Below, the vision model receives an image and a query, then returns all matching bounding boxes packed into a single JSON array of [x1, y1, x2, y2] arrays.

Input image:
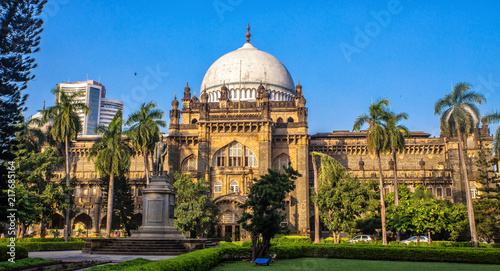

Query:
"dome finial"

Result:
[[246, 23, 251, 43]]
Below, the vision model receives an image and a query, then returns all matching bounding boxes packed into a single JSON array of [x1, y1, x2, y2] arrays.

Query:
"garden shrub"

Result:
[[0, 257, 55, 269], [125, 247, 223, 271], [270, 244, 500, 264], [272, 235, 312, 244], [18, 241, 85, 251], [0, 244, 29, 261]]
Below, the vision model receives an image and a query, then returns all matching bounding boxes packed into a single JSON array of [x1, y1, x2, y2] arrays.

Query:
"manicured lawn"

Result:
[[212, 258, 500, 271]]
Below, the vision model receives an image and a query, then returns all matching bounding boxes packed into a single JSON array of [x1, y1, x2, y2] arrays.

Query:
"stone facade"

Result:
[[46, 83, 494, 239], [44, 36, 495, 239]]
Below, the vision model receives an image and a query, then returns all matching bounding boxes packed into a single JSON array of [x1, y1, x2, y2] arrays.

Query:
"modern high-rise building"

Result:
[[57, 80, 123, 136], [99, 98, 125, 128]]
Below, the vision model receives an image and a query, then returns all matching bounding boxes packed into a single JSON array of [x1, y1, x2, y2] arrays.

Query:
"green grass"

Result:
[[88, 258, 153, 270], [0, 257, 55, 270], [212, 258, 500, 271]]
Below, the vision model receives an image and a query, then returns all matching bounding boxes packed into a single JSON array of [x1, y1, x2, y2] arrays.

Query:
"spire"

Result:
[[183, 81, 191, 100], [246, 23, 251, 43]]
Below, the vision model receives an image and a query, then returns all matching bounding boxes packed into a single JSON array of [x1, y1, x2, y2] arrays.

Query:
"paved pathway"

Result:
[[29, 250, 177, 262]]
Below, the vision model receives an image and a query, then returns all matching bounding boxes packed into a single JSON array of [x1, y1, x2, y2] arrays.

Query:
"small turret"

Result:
[[171, 93, 179, 110]]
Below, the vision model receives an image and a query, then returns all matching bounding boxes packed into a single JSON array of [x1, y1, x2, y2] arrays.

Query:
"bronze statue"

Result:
[[153, 141, 168, 176]]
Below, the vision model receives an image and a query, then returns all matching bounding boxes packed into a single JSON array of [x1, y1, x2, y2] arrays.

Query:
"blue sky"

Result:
[[26, 0, 500, 136]]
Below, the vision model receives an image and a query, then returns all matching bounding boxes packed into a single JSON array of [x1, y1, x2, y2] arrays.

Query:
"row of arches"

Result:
[[206, 88, 293, 102], [181, 146, 292, 172]]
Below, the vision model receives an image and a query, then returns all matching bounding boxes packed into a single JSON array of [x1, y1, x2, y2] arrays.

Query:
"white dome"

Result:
[[200, 42, 295, 102]]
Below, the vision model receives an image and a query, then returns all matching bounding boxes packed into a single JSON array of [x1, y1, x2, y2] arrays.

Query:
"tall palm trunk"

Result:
[[144, 151, 150, 184], [455, 124, 478, 247], [312, 155, 320, 244], [64, 137, 70, 242], [377, 151, 387, 245], [392, 150, 400, 241], [106, 174, 115, 238]]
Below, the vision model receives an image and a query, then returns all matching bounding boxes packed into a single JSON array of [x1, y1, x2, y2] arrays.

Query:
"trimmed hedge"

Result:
[[270, 244, 500, 264], [18, 241, 85, 251], [124, 247, 223, 271], [0, 237, 86, 243], [110, 243, 500, 271], [0, 244, 29, 262], [273, 235, 312, 244]]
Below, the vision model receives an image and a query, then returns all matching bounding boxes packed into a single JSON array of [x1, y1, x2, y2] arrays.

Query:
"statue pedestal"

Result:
[[130, 176, 184, 239]]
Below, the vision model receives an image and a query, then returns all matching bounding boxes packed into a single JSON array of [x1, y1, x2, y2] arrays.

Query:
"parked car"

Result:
[[400, 236, 429, 244], [347, 235, 374, 243]]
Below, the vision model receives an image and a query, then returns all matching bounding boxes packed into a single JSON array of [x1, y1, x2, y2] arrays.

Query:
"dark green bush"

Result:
[[0, 244, 29, 261], [124, 247, 223, 271], [18, 241, 85, 251], [221, 246, 252, 260], [0, 257, 55, 269]]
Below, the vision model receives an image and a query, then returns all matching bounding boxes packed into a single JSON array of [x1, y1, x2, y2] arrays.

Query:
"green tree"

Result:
[[13, 145, 66, 238], [238, 165, 300, 262], [386, 111, 410, 241], [37, 87, 90, 241], [387, 185, 467, 245], [0, 0, 46, 221], [474, 136, 500, 243], [353, 97, 391, 245], [89, 110, 131, 238], [100, 175, 138, 236], [434, 82, 485, 247], [173, 173, 219, 238], [126, 101, 166, 184], [483, 111, 500, 156], [311, 152, 373, 243]]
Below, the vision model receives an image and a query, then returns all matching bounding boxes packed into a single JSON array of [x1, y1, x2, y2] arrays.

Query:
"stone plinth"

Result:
[[130, 176, 184, 239]]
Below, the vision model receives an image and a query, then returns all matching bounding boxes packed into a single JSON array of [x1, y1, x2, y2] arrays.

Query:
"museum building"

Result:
[[50, 27, 493, 240]]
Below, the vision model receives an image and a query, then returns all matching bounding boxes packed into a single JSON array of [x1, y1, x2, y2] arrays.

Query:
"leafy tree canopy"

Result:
[[174, 172, 219, 238], [238, 165, 300, 261]]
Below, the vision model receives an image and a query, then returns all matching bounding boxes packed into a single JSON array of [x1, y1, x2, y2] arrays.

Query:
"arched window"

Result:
[[228, 142, 242, 167], [213, 148, 226, 167], [273, 154, 291, 172], [230, 180, 239, 193], [182, 156, 197, 171], [245, 147, 258, 167], [436, 185, 443, 197], [445, 185, 452, 197], [214, 180, 222, 193], [470, 184, 479, 199], [213, 142, 257, 168], [287, 117, 294, 123], [277, 117, 283, 123], [191, 119, 198, 124], [222, 210, 237, 223]]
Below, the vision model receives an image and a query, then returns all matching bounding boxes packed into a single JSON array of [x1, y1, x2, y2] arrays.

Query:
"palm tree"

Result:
[[353, 98, 391, 245], [89, 110, 131, 238], [434, 82, 485, 247], [125, 102, 166, 184], [386, 111, 410, 241], [38, 88, 90, 241], [483, 111, 500, 157]]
